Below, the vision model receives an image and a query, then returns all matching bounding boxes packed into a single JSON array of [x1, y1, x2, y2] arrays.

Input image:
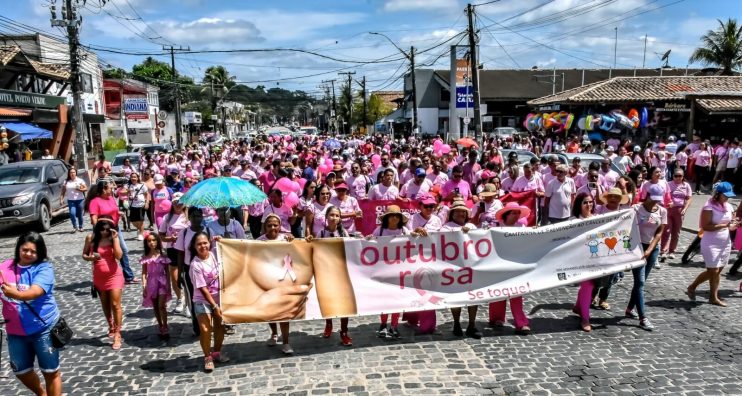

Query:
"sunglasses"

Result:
[[422, 204, 436, 209], [320, 192, 331, 196], [582, 201, 594, 205], [674, 174, 683, 178]]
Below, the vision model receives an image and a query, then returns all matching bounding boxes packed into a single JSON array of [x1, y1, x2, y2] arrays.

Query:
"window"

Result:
[[440, 89, 450, 102]]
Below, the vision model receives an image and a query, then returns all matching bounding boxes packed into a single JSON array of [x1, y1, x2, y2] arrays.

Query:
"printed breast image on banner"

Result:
[[217, 210, 644, 324]]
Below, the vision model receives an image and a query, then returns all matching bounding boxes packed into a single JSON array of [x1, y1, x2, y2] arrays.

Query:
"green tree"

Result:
[[689, 18, 742, 75], [201, 65, 236, 111], [102, 67, 127, 79], [124, 57, 194, 111]]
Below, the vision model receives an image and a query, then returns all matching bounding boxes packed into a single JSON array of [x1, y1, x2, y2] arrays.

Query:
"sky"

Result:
[[3, 0, 741, 97]]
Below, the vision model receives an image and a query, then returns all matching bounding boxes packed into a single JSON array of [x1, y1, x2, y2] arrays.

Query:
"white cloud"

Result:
[[151, 18, 264, 47], [382, 0, 459, 12], [537, 57, 556, 67]]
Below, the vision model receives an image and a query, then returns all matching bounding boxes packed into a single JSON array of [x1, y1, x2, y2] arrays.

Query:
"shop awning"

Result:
[[0, 107, 32, 117], [1, 122, 53, 141]]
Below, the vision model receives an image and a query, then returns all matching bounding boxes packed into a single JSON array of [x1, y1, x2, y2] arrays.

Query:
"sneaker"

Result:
[[639, 318, 655, 331], [667, 253, 676, 260], [654, 262, 661, 269], [71, 229, 78, 234], [625, 309, 638, 319], [267, 334, 278, 346], [183, 305, 191, 319], [390, 327, 401, 339], [659, 253, 667, 262], [204, 356, 214, 373], [322, 323, 332, 338], [224, 325, 236, 335], [340, 331, 353, 346], [137, 233, 144, 241], [211, 351, 230, 363], [173, 298, 184, 313], [376, 324, 388, 338], [465, 327, 481, 339], [281, 344, 294, 355], [78, 227, 84, 232]]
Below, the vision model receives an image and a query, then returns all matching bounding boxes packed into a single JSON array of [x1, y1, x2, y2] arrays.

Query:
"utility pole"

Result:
[[642, 34, 648, 68], [322, 79, 337, 133], [369, 32, 417, 136], [466, 4, 482, 143], [613, 27, 618, 70], [338, 71, 355, 134], [163, 45, 189, 149], [50, 0, 87, 170], [361, 76, 367, 133]]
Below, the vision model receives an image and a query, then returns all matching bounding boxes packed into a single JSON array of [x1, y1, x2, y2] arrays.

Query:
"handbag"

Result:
[[88, 247, 99, 299], [14, 262, 73, 348], [23, 303, 73, 349]]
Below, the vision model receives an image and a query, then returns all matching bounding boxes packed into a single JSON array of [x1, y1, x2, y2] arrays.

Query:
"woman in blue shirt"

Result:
[[0, 232, 62, 395]]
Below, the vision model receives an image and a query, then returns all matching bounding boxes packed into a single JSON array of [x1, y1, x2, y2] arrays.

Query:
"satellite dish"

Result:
[[659, 50, 671, 68]]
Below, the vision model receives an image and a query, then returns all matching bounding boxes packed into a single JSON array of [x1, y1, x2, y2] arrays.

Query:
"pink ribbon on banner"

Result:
[[413, 267, 444, 305], [279, 254, 297, 282]]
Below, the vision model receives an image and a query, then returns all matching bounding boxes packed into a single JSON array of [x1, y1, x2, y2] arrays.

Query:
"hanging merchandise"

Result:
[[577, 117, 587, 130], [639, 107, 649, 128], [598, 114, 615, 131], [627, 109, 640, 128]]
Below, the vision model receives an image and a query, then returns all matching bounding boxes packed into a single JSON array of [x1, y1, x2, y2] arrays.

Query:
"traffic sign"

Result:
[[157, 120, 166, 128], [463, 117, 471, 124], [157, 110, 168, 120]]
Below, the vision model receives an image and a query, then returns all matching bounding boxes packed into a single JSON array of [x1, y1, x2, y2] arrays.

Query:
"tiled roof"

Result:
[[0, 45, 21, 66], [696, 98, 742, 113], [29, 59, 70, 80], [528, 76, 742, 105]]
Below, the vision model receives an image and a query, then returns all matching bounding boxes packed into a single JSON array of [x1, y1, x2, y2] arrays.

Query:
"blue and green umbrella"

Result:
[[179, 177, 266, 208]]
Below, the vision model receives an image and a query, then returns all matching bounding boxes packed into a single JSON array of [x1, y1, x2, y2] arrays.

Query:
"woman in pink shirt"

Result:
[[305, 184, 333, 237], [692, 142, 712, 193], [660, 170, 692, 261]]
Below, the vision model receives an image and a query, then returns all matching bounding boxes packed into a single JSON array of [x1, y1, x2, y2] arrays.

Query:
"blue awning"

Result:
[[1, 122, 53, 141]]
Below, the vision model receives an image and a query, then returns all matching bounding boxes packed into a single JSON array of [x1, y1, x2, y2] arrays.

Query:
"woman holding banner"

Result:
[[440, 200, 482, 339], [571, 193, 597, 332], [406, 193, 443, 335], [257, 214, 296, 354], [308, 206, 354, 346], [488, 202, 531, 336], [371, 205, 412, 339], [626, 184, 667, 331], [188, 231, 228, 373]]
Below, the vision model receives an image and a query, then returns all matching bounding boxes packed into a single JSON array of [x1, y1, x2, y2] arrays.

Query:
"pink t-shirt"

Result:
[[329, 196, 361, 232], [189, 252, 220, 304], [400, 179, 432, 199], [368, 184, 400, 200], [440, 180, 472, 201], [311, 202, 332, 236], [668, 181, 692, 208], [89, 196, 120, 226], [158, 213, 188, 249], [692, 150, 711, 167], [511, 175, 544, 193], [409, 213, 442, 232], [372, 226, 410, 237], [262, 203, 294, 232]]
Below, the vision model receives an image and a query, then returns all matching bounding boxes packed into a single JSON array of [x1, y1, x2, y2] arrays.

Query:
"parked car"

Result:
[[490, 127, 524, 140], [0, 160, 87, 231], [111, 153, 140, 176], [499, 149, 538, 167], [132, 143, 173, 154], [543, 152, 625, 176]]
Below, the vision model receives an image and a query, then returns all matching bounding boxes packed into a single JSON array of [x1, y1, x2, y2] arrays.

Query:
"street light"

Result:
[[369, 32, 418, 136]]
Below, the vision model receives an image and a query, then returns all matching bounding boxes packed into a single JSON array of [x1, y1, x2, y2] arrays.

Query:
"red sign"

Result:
[[353, 191, 537, 236]]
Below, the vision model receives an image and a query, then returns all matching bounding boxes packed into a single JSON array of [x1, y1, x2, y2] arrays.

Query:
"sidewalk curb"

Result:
[[681, 226, 698, 234]]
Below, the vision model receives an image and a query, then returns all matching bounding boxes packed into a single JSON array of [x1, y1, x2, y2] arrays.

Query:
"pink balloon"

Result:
[[284, 135, 292, 141], [325, 158, 333, 168], [433, 139, 443, 150], [291, 181, 301, 193], [433, 149, 442, 157], [318, 164, 330, 173], [274, 177, 294, 194], [297, 178, 307, 190], [440, 144, 451, 154], [283, 191, 299, 208], [157, 199, 172, 213]]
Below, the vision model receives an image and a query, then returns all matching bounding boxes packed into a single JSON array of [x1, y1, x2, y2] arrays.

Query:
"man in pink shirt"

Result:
[[462, 151, 481, 187], [345, 162, 372, 200], [258, 159, 281, 193], [511, 163, 544, 197], [599, 159, 620, 189], [441, 165, 474, 203], [425, 160, 449, 186]]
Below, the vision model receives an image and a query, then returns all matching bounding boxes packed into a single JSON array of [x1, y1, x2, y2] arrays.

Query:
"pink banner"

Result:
[[354, 191, 537, 235]]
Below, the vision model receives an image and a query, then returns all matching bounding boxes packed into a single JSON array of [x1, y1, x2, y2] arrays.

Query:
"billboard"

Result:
[[124, 98, 148, 114]]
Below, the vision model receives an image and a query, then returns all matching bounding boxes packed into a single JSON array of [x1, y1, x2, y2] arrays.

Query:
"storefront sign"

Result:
[[456, 86, 474, 109], [124, 98, 149, 114], [538, 104, 561, 111], [0, 89, 65, 109], [656, 102, 690, 112]]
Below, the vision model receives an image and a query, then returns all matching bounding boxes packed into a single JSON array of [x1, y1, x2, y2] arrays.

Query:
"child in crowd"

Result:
[[140, 232, 172, 340]]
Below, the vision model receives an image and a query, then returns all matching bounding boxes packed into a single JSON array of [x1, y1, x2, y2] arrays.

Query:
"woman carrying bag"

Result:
[[0, 232, 63, 395]]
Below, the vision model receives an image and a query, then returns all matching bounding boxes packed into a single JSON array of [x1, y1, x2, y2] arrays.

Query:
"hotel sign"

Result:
[[656, 102, 690, 112], [0, 89, 66, 109]]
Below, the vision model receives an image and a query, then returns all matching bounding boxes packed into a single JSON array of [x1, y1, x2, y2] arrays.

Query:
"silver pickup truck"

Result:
[[0, 159, 89, 231]]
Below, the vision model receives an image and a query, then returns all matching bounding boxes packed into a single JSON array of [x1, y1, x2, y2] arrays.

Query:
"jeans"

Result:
[[7, 327, 59, 375], [67, 199, 84, 229], [116, 225, 134, 281], [627, 243, 658, 319]]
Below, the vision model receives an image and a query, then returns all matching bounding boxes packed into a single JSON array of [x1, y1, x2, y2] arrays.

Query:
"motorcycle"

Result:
[[681, 230, 703, 264]]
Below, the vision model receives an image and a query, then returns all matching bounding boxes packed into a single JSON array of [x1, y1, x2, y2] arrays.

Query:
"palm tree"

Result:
[[689, 18, 742, 75], [200, 66, 236, 111]]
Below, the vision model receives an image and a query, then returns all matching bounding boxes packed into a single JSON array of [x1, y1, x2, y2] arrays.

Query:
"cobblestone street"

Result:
[[1, 220, 741, 395]]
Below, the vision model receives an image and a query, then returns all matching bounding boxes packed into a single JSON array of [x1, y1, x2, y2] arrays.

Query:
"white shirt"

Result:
[[727, 146, 742, 169], [64, 177, 86, 201], [545, 178, 576, 220]]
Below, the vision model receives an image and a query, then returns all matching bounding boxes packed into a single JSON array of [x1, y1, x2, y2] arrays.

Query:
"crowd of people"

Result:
[[1, 129, 741, 390]]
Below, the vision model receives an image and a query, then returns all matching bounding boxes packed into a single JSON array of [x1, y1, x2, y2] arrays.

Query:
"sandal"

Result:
[[685, 287, 696, 301], [598, 301, 610, 310], [211, 351, 230, 363], [204, 356, 214, 373], [112, 333, 122, 350], [580, 322, 592, 332]]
